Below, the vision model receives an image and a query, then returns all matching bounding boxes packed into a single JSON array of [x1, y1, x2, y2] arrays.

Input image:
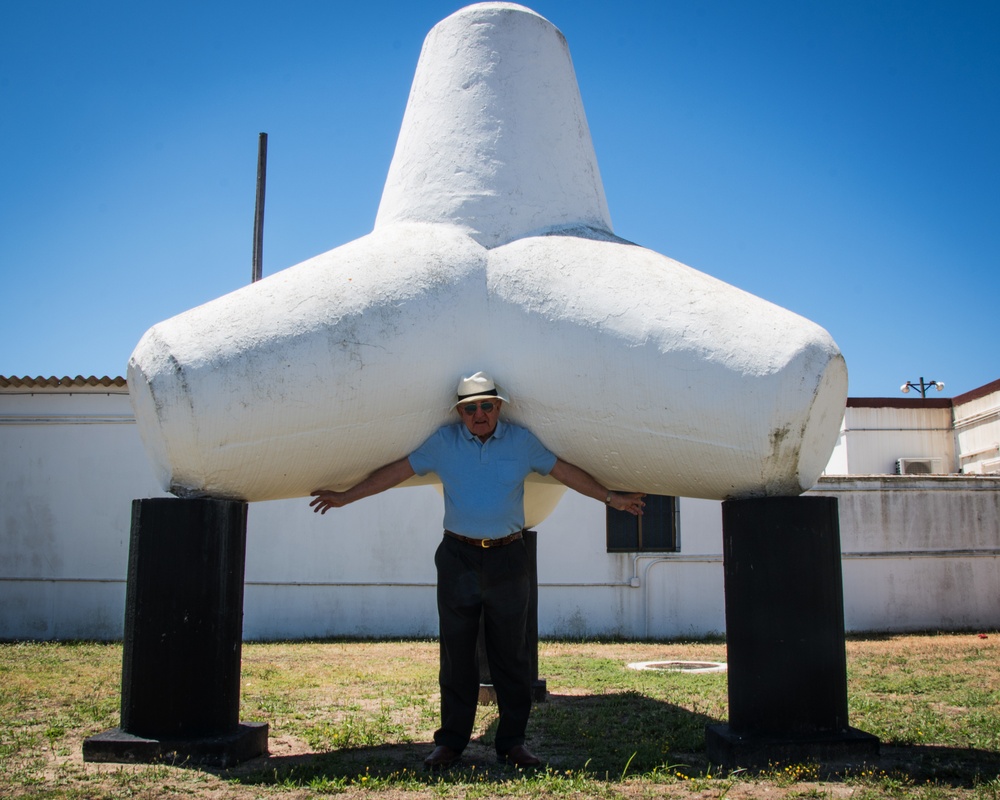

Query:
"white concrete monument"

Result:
[[128, 2, 847, 521]]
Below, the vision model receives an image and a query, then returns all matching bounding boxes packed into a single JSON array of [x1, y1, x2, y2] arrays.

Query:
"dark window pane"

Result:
[[606, 494, 678, 552]]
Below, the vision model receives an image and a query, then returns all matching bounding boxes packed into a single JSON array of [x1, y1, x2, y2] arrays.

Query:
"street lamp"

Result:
[[900, 377, 945, 398]]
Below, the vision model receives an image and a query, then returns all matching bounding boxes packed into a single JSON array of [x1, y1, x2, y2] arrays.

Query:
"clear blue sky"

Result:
[[2, 0, 997, 398]]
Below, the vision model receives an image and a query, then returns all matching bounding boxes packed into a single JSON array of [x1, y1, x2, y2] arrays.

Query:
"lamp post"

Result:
[[900, 377, 945, 398]]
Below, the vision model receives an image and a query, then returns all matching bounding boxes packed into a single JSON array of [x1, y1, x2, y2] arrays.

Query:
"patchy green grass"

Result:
[[0, 634, 998, 799], [846, 633, 1000, 754]]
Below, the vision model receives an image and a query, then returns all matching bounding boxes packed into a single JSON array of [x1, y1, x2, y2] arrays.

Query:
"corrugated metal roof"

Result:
[[0, 375, 128, 392]]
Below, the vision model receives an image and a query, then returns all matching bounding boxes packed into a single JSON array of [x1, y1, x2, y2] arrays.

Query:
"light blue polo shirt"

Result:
[[408, 420, 557, 537]]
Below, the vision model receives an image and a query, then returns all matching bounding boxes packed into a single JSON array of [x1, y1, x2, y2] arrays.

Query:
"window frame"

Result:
[[606, 494, 680, 553]]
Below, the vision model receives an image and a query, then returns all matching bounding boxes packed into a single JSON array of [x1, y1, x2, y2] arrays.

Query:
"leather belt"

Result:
[[444, 530, 523, 548]]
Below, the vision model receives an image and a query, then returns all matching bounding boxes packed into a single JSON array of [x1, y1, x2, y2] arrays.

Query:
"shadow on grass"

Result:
[[869, 743, 1000, 788], [218, 692, 1000, 791], [228, 691, 717, 788]]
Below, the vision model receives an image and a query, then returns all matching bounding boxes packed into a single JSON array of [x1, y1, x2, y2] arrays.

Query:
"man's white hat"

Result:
[[450, 371, 510, 409]]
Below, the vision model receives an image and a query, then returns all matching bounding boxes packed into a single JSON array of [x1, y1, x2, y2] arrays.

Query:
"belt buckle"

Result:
[[481, 537, 491, 548]]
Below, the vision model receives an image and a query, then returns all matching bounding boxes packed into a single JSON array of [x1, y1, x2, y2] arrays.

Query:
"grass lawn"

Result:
[[1, 633, 998, 798]]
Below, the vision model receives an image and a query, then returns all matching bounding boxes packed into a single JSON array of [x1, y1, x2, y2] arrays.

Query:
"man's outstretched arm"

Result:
[[549, 458, 645, 516], [309, 456, 416, 514]]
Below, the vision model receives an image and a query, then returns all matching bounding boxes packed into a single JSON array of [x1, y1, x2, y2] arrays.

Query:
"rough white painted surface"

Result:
[[375, 3, 611, 248], [128, 2, 847, 508]]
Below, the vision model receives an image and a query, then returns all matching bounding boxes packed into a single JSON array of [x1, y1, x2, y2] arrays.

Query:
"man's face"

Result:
[[457, 398, 502, 441]]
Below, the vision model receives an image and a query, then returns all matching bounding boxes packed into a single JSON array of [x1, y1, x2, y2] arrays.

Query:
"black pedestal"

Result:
[[477, 530, 547, 704], [705, 496, 878, 767], [83, 498, 268, 767]]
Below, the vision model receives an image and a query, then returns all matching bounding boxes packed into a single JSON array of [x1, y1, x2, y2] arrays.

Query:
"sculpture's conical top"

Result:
[[375, 2, 612, 248]]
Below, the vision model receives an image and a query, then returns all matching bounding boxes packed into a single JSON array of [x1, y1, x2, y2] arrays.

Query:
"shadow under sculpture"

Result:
[[83, 498, 268, 767], [705, 496, 879, 767]]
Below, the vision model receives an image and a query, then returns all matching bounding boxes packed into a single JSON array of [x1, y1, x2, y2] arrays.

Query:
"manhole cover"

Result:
[[627, 660, 727, 673]]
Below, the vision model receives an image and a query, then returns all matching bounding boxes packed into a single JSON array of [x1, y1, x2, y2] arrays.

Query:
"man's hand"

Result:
[[607, 491, 646, 516], [309, 490, 351, 514]]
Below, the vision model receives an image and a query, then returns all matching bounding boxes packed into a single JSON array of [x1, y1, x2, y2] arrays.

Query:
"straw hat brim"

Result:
[[449, 390, 509, 410]]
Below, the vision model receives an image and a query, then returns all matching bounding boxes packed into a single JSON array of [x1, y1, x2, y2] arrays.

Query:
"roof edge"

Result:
[[0, 375, 128, 393], [846, 396, 953, 409], [953, 377, 1000, 405]]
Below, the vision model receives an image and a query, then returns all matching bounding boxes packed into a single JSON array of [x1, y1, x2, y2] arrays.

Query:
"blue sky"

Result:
[[2, 0, 997, 398]]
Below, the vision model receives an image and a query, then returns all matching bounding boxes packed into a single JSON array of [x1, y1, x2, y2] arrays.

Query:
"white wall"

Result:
[[808, 476, 1000, 631], [0, 388, 167, 639], [243, 484, 728, 640], [2, 385, 998, 641], [828, 402, 956, 475], [954, 381, 1000, 474]]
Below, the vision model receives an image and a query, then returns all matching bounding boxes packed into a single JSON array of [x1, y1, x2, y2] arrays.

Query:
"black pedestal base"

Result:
[[705, 723, 879, 768], [83, 722, 269, 768]]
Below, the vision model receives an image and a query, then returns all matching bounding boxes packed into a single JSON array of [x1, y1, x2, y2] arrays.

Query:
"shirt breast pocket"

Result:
[[496, 459, 523, 485]]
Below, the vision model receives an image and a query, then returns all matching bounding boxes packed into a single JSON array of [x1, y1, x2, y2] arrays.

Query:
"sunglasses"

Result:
[[460, 401, 496, 415]]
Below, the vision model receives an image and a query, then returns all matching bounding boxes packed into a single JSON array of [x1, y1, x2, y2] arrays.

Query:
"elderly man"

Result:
[[310, 371, 645, 769]]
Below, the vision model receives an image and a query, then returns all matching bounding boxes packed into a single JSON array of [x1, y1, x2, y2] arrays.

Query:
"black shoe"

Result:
[[499, 744, 541, 768], [424, 745, 461, 770]]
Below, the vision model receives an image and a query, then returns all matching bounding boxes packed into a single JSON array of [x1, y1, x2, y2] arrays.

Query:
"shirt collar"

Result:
[[458, 418, 508, 442]]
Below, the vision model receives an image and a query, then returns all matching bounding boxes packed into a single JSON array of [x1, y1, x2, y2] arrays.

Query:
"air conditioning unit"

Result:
[[896, 457, 943, 475]]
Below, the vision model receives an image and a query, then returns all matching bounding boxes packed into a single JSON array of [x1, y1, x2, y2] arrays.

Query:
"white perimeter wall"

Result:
[[1, 389, 998, 640], [954, 383, 1000, 474], [808, 477, 1000, 631]]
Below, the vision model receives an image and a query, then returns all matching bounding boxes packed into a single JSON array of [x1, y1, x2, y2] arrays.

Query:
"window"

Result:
[[606, 494, 679, 552]]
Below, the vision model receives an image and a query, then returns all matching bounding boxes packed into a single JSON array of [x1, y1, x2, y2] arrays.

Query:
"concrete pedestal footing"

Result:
[[704, 725, 879, 768], [82, 723, 269, 768], [83, 498, 268, 767], [705, 496, 878, 767]]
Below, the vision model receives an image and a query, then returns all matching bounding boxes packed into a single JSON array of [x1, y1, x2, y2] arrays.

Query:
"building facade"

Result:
[[1, 376, 998, 641]]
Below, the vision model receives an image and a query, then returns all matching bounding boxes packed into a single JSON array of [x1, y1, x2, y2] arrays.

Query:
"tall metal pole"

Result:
[[251, 133, 268, 283]]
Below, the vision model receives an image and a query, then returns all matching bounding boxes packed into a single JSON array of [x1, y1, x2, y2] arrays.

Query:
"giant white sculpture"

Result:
[[128, 2, 847, 522]]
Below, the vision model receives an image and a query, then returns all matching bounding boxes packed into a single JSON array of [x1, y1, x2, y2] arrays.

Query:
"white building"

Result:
[[1, 375, 998, 641]]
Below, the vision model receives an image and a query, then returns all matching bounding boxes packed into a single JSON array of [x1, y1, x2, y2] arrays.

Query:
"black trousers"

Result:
[[433, 534, 532, 754]]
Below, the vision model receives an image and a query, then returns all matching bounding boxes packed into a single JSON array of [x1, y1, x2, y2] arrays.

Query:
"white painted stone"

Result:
[[375, 2, 611, 248], [128, 2, 847, 514]]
